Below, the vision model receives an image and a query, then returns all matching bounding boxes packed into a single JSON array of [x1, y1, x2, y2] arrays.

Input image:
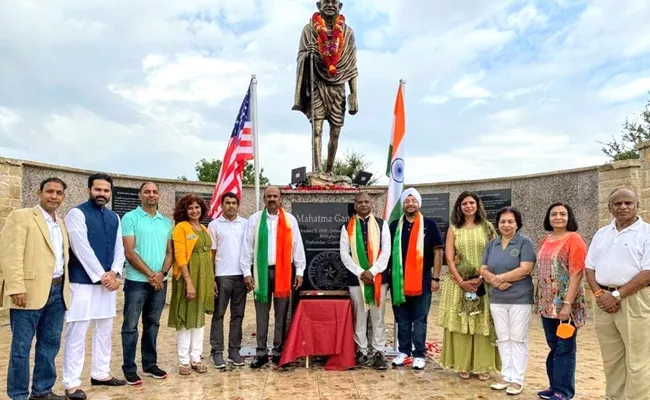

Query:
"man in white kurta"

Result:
[[339, 192, 391, 370], [62, 174, 126, 398]]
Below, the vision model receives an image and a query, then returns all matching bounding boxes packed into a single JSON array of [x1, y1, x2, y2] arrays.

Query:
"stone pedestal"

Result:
[[305, 172, 353, 188]]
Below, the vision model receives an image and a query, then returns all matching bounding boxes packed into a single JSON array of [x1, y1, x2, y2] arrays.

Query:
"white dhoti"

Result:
[[62, 283, 118, 389]]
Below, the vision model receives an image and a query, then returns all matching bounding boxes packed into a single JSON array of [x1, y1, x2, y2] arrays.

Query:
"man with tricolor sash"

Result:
[[390, 188, 443, 370], [240, 186, 306, 368], [339, 192, 391, 370]]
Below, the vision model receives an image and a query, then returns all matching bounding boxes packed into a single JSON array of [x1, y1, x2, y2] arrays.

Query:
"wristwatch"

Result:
[[432, 277, 440, 282], [611, 289, 622, 301]]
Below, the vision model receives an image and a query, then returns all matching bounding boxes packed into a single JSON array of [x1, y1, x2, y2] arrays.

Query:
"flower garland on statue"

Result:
[[312, 12, 346, 76]]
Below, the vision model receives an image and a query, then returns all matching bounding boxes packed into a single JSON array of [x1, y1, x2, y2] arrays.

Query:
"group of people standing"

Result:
[[1, 173, 649, 400], [340, 187, 650, 400]]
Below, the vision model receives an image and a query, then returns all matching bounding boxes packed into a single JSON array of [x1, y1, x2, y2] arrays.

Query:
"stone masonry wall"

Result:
[[597, 160, 641, 227]]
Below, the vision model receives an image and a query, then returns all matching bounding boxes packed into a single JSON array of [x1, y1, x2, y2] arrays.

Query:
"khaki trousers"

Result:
[[594, 287, 650, 400]]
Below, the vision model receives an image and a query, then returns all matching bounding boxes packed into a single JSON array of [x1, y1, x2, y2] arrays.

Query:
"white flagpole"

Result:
[[251, 74, 261, 212], [393, 78, 405, 353]]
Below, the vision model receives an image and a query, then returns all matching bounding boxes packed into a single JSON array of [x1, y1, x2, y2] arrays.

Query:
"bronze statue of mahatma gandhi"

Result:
[[292, 0, 358, 175]]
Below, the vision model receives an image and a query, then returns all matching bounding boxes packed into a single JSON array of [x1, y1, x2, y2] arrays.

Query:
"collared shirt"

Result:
[[339, 215, 391, 286], [241, 209, 307, 277], [208, 215, 248, 276], [482, 232, 536, 304], [121, 206, 173, 283], [389, 216, 444, 293], [38, 205, 64, 278], [586, 217, 650, 287]]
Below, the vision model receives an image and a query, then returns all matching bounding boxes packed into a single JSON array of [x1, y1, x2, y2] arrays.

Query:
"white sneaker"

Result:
[[412, 357, 426, 370], [391, 353, 408, 366]]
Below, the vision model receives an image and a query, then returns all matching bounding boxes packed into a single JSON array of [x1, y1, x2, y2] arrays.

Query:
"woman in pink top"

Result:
[[534, 202, 587, 400]]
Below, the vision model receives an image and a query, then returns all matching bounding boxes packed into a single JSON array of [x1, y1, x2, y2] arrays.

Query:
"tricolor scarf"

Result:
[[391, 212, 424, 305], [347, 215, 382, 306], [254, 208, 293, 303]]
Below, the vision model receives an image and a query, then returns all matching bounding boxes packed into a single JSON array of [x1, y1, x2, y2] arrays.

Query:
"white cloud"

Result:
[[598, 76, 650, 103], [450, 73, 493, 100], [2, 0, 650, 187], [505, 4, 547, 30]]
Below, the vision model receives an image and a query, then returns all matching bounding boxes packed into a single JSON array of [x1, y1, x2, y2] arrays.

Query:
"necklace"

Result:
[[312, 12, 345, 76]]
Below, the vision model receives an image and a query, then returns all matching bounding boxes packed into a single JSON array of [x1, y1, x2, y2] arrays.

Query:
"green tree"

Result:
[[328, 151, 380, 185], [194, 159, 270, 185], [600, 94, 650, 161]]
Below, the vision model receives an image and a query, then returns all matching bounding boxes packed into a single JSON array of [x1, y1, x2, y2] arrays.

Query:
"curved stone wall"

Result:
[[0, 157, 600, 244]]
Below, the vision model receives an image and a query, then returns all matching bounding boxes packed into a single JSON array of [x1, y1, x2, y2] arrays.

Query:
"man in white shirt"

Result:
[[62, 174, 126, 399], [339, 192, 391, 370], [208, 192, 248, 369], [585, 187, 650, 400], [241, 186, 306, 368], [0, 178, 70, 400]]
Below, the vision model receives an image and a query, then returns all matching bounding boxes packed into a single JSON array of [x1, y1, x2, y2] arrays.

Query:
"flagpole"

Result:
[[251, 74, 261, 212], [393, 78, 405, 354]]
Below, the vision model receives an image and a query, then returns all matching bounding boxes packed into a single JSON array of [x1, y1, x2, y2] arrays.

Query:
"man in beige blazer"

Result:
[[0, 177, 71, 400]]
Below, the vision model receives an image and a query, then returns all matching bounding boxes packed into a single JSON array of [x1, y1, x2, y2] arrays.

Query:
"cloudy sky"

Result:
[[1, 0, 649, 185]]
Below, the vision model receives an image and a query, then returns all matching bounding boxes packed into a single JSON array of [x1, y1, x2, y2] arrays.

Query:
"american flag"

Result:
[[208, 86, 254, 218]]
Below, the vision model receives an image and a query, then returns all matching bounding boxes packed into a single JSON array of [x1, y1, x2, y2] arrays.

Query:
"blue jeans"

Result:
[[392, 291, 432, 358], [542, 317, 577, 399], [121, 280, 167, 374], [7, 283, 65, 400]]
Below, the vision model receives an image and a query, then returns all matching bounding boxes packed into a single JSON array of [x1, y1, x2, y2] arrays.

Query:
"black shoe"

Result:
[[212, 353, 226, 369], [271, 355, 281, 366], [143, 365, 168, 379], [372, 351, 388, 370], [250, 356, 269, 369], [29, 392, 67, 400], [64, 389, 87, 400], [124, 372, 142, 385], [355, 350, 369, 366], [90, 377, 126, 386], [228, 352, 245, 367]]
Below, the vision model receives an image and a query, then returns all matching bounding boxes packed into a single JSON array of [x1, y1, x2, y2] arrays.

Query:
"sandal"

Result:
[[478, 373, 490, 381], [191, 361, 207, 373], [179, 364, 191, 375], [459, 371, 471, 380]]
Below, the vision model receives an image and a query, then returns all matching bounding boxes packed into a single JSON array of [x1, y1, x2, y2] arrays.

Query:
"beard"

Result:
[[90, 195, 108, 207]]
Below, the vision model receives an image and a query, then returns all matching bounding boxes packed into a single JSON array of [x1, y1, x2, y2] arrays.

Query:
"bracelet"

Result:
[[459, 280, 465, 286], [593, 288, 604, 297], [562, 300, 571, 305], [432, 277, 440, 282]]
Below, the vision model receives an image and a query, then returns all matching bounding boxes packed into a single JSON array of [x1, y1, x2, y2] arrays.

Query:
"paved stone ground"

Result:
[[0, 289, 606, 399]]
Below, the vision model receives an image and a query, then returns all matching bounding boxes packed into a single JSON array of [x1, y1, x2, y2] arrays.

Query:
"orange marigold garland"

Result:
[[312, 12, 345, 76]]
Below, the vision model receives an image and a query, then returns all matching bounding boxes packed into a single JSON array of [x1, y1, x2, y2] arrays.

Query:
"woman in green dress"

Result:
[[169, 194, 215, 375], [437, 191, 501, 380]]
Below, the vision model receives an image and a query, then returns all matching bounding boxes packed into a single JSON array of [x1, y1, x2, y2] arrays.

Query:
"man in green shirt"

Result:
[[120, 182, 173, 385]]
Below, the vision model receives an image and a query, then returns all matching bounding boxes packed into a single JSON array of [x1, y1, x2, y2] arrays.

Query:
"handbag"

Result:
[[556, 317, 576, 339]]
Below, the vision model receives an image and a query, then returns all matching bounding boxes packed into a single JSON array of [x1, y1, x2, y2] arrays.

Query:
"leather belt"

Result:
[[599, 283, 650, 291], [52, 276, 64, 286]]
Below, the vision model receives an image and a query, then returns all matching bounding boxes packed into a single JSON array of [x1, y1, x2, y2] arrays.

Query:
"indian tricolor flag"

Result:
[[383, 81, 406, 223]]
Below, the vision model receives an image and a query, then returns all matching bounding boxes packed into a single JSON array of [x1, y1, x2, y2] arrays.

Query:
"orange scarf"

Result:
[[391, 213, 424, 304], [254, 208, 293, 302]]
